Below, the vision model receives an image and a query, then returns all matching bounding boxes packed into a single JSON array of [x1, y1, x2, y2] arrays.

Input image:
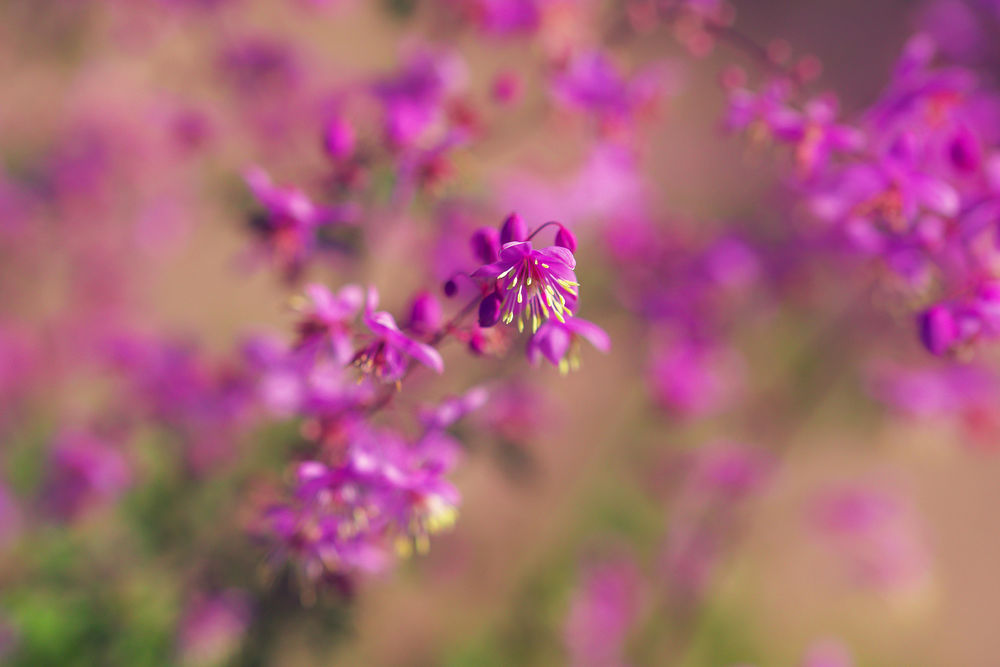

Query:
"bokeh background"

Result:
[[1, 0, 997, 665]]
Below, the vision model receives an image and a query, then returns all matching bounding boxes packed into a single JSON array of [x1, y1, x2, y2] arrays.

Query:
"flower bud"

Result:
[[323, 116, 355, 160], [554, 224, 577, 253], [407, 291, 442, 335], [492, 71, 522, 105], [919, 305, 958, 356], [478, 292, 503, 328], [500, 212, 527, 246], [471, 227, 500, 264]]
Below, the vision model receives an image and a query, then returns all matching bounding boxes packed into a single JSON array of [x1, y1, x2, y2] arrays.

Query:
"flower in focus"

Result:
[[526, 316, 610, 374], [473, 240, 579, 333]]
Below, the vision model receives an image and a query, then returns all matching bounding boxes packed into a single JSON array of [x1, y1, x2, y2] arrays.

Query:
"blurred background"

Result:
[[2, 0, 998, 665]]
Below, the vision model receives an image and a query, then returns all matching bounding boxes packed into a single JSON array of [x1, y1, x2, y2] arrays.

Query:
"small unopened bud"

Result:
[[919, 305, 958, 356], [478, 292, 503, 328], [468, 331, 488, 356], [492, 71, 522, 105], [554, 224, 577, 253], [443, 278, 459, 298], [500, 212, 527, 246], [323, 116, 355, 160], [471, 227, 500, 264], [407, 291, 442, 335]]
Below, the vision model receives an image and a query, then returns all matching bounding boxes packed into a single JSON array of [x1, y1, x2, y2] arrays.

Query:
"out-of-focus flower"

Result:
[[293, 283, 364, 365], [244, 167, 357, 278], [41, 430, 131, 521], [258, 407, 474, 579], [373, 47, 468, 149], [564, 556, 640, 667], [661, 442, 772, 600], [649, 339, 744, 419], [810, 484, 931, 594], [176, 590, 252, 667], [354, 287, 444, 382]]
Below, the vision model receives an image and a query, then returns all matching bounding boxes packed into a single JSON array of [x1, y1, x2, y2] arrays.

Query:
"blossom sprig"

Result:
[[252, 210, 607, 584]]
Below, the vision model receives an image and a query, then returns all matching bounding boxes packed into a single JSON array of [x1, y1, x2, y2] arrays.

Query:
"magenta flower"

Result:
[[526, 316, 610, 374], [354, 287, 444, 381], [294, 283, 364, 364], [649, 340, 744, 419], [244, 167, 356, 277], [563, 556, 640, 667], [472, 240, 579, 333], [42, 430, 131, 521], [259, 419, 465, 579], [810, 484, 930, 594], [176, 591, 251, 666]]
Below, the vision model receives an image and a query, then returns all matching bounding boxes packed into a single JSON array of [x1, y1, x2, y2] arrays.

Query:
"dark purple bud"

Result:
[[949, 127, 982, 173], [443, 278, 458, 298], [407, 291, 443, 335], [554, 224, 577, 253], [478, 292, 503, 328], [500, 212, 527, 246], [471, 227, 501, 264], [919, 305, 958, 356], [323, 116, 355, 160], [468, 332, 488, 356]]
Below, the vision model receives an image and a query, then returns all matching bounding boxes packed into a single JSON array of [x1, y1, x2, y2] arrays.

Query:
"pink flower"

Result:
[[354, 287, 444, 381], [473, 240, 579, 333], [294, 283, 364, 365], [564, 556, 640, 667]]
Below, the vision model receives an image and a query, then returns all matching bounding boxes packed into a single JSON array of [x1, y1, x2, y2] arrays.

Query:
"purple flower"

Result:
[[526, 316, 610, 373], [472, 240, 579, 333], [354, 287, 444, 381], [418, 386, 489, 431], [294, 283, 364, 364], [563, 556, 640, 667], [551, 50, 667, 123], [661, 442, 772, 601], [42, 430, 131, 521], [244, 167, 356, 277], [649, 340, 744, 419], [258, 422, 461, 578], [176, 591, 251, 666], [373, 47, 467, 148], [810, 484, 930, 594]]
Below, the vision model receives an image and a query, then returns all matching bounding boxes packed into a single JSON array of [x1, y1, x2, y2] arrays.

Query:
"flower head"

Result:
[[354, 287, 444, 382], [473, 240, 579, 333], [294, 283, 364, 364]]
